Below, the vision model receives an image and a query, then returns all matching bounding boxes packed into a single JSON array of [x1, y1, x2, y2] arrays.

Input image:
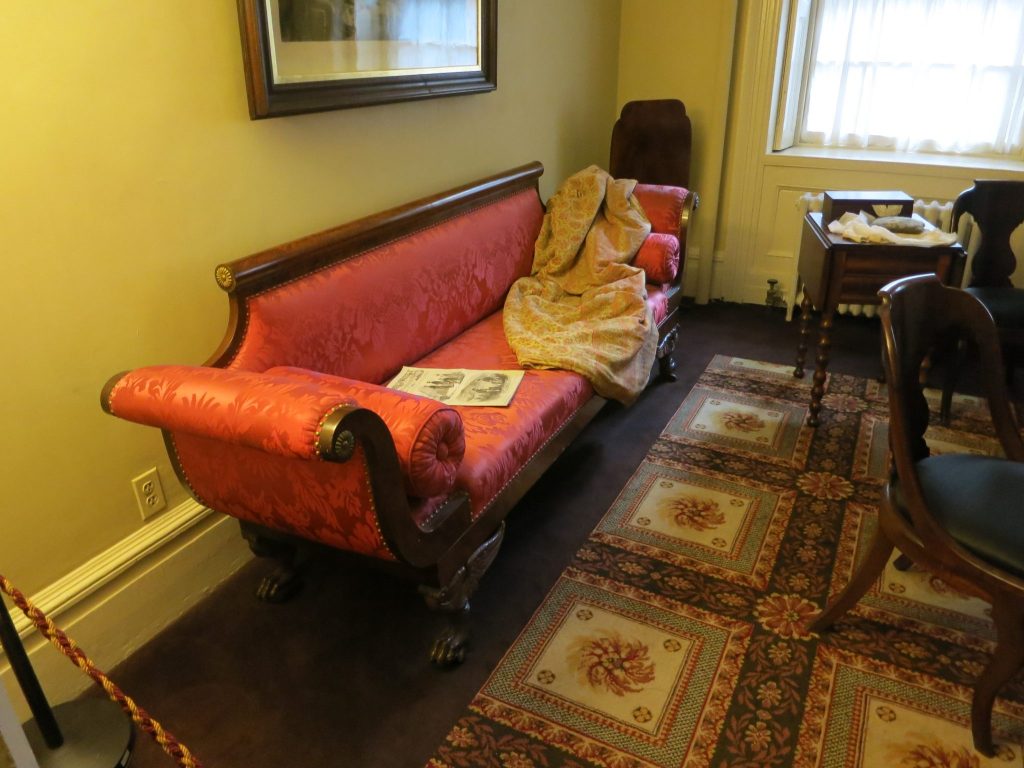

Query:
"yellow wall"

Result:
[[616, 0, 739, 299], [0, 1, 622, 595], [617, 0, 734, 202]]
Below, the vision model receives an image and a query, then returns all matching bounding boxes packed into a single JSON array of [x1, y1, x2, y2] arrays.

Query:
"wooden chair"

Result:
[[609, 98, 699, 245], [610, 99, 693, 189], [608, 99, 699, 381], [810, 273, 1024, 756], [940, 179, 1024, 423]]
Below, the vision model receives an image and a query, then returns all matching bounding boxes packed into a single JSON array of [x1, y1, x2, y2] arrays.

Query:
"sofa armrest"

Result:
[[103, 365, 464, 498], [264, 367, 465, 498], [104, 366, 352, 459], [103, 365, 473, 568]]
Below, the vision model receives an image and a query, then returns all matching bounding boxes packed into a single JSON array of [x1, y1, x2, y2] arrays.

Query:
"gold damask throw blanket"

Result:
[[503, 166, 658, 404]]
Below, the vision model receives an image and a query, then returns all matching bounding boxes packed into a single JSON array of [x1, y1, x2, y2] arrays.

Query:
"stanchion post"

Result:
[[0, 598, 62, 749]]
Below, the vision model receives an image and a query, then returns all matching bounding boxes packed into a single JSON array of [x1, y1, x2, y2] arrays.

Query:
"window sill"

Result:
[[765, 146, 1024, 178]]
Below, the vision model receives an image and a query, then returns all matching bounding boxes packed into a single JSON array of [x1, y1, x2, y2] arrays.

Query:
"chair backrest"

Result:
[[879, 274, 1024, 535], [609, 99, 692, 188], [953, 179, 1024, 287]]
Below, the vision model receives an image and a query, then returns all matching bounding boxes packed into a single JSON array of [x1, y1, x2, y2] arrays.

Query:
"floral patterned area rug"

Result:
[[427, 355, 1024, 768]]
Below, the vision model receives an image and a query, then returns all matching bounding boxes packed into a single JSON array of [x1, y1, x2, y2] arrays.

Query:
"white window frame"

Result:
[[772, 0, 1024, 160], [771, 0, 816, 152]]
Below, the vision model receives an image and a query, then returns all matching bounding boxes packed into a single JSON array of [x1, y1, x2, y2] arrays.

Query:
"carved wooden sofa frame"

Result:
[[101, 162, 694, 665]]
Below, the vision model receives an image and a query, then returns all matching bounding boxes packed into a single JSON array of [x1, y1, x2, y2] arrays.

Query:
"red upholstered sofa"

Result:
[[102, 162, 693, 664]]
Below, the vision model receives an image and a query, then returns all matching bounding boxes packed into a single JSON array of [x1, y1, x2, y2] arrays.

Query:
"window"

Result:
[[773, 0, 1024, 157]]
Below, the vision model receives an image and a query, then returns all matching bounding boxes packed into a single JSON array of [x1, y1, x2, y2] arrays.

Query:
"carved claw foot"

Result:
[[657, 327, 679, 382], [255, 566, 303, 603], [893, 553, 914, 572], [430, 622, 469, 668], [420, 523, 505, 667], [240, 522, 305, 603], [658, 354, 678, 382]]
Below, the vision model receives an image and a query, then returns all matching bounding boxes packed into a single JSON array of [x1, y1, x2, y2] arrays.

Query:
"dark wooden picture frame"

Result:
[[237, 0, 497, 119]]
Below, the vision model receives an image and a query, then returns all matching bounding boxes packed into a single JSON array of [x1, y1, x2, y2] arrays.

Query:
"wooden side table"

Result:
[[793, 212, 966, 426]]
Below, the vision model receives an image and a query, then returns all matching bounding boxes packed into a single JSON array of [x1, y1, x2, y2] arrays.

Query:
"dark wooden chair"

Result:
[[609, 99, 699, 381], [810, 273, 1024, 757], [610, 99, 693, 189], [609, 98, 699, 241], [940, 179, 1024, 423]]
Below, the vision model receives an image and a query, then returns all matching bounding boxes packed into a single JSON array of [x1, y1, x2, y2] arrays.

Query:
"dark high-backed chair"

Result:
[[810, 273, 1024, 756], [940, 179, 1024, 422], [609, 99, 699, 381], [610, 99, 693, 189]]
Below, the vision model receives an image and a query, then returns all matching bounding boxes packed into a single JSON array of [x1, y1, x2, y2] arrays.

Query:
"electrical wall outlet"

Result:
[[131, 467, 167, 521]]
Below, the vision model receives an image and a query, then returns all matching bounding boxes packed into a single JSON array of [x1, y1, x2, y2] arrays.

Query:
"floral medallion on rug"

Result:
[[427, 356, 1024, 768]]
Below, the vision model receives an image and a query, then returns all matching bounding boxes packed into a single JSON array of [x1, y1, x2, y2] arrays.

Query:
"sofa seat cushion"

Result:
[[409, 311, 594, 519]]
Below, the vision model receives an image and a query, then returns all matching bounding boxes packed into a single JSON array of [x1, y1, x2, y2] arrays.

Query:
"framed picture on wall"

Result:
[[237, 0, 497, 119]]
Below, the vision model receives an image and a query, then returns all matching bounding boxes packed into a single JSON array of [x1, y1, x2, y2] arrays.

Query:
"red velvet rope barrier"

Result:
[[0, 574, 204, 768]]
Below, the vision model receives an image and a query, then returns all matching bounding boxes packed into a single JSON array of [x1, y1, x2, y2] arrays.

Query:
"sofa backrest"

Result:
[[211, 164, 545, 384]]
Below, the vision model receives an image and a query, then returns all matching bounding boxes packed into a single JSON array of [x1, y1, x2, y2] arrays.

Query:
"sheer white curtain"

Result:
[[383, 0, 477, 45], [800, 0, 1024, 155], [373, 0, 478, 68]]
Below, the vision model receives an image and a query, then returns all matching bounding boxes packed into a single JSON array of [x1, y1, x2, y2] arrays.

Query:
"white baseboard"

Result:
[[1, 501, 252, 721]]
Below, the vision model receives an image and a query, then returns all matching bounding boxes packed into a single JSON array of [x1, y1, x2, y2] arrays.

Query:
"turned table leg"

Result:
[[794, 289, 813, 379], [808, 309, 834, 427]]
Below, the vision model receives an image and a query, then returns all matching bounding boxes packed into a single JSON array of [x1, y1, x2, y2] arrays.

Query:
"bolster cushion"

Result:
[[266, 367, 465, 498], [634, 184, 689, 235], [633, 233, 680, 284], [106, 365, 358, 460]]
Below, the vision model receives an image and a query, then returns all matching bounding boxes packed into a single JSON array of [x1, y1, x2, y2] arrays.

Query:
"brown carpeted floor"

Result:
[[106, 303, 885, 768]]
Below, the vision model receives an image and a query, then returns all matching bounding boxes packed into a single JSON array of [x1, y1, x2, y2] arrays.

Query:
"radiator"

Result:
[[790, 192, 978, 319]]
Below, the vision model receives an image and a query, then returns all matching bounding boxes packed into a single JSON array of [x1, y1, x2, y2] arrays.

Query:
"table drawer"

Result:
[[836, 273, 895, 304], [841, 251, 954, 276]]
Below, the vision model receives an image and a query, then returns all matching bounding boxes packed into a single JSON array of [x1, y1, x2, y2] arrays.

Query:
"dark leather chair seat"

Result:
[[964, 287, 1024, 329], [916, 453, 1024, 577]]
